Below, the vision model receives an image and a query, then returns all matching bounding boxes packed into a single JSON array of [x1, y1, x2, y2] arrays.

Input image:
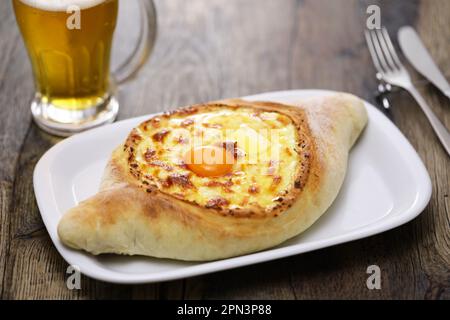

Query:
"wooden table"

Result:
[[0, 0, 449, 300]]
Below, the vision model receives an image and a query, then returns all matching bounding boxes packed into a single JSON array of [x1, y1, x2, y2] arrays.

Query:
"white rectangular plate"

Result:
[[34, 90, 432, 284]]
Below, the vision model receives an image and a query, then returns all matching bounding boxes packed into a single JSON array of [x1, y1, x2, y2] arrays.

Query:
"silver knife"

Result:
[[398, 26, 450, 99]]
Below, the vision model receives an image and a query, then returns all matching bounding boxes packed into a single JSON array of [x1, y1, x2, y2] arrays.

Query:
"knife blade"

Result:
[[398, 26, 450, 99]]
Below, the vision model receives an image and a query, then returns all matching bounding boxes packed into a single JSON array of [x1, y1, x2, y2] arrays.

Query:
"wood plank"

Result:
[[0, 180, 12, 298], [0, 0, 36, 298], [404, 0, 450, 299]]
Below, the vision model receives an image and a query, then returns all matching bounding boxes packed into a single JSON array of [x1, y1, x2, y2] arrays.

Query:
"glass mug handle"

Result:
[[113, 0, 157, 85]]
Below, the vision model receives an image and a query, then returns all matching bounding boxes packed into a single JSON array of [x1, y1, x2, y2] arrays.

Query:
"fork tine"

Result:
[[380, 27, 404, 69], [369, 30, 390, 73], [376, 29, 399, 71], [365, 30, 383, 74]]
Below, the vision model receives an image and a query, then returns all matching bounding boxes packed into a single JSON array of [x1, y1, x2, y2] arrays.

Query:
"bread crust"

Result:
[[58, 93, 368, 261]]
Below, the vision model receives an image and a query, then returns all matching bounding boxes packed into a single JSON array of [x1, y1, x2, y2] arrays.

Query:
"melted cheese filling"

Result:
[[134, 107, 300, 211]]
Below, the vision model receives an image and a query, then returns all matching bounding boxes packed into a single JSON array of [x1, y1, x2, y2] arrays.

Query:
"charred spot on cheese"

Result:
[[220, 141, 243, 160], [130, 130, 142, 142], [144, 149, 157, 161], [151, 117, 161, 128], [202, 123, 222, 129], [169, 106, 198, 116], [204, 180, 234, 193], [152, 130, 170, 142], [206, 197, 229, 209], [127, 103, 314, 215], [148, 160, 174, 172], [221, 141, 237, 151], [248, 184, 260, 194], [166, 173, 194, 189]]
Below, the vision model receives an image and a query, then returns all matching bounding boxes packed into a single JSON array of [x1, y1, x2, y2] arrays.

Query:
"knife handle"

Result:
[[407, 86, 450, 156], [445, 90, 450, 99]]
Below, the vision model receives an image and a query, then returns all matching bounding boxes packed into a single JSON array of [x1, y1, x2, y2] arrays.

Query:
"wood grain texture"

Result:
[[0, 0, 448, 299]]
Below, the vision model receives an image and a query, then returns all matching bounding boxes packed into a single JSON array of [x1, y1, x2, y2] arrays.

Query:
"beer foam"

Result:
[[19, 0, 108, 11]]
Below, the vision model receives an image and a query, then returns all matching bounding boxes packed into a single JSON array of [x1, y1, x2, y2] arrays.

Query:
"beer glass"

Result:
[[12, 0, 157, 136]]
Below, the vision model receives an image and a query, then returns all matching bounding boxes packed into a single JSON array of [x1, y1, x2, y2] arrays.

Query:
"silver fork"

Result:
[[365, 27, 450, 156]]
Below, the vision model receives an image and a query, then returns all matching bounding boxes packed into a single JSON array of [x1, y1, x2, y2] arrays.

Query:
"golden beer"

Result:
[[13, 0, 119, 111]]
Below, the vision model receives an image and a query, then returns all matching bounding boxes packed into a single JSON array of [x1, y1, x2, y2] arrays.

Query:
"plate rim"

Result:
[[33, 89, 432, 284]]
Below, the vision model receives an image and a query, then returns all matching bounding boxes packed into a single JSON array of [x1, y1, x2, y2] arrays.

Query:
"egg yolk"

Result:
[[185, 146, 234, 177]]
